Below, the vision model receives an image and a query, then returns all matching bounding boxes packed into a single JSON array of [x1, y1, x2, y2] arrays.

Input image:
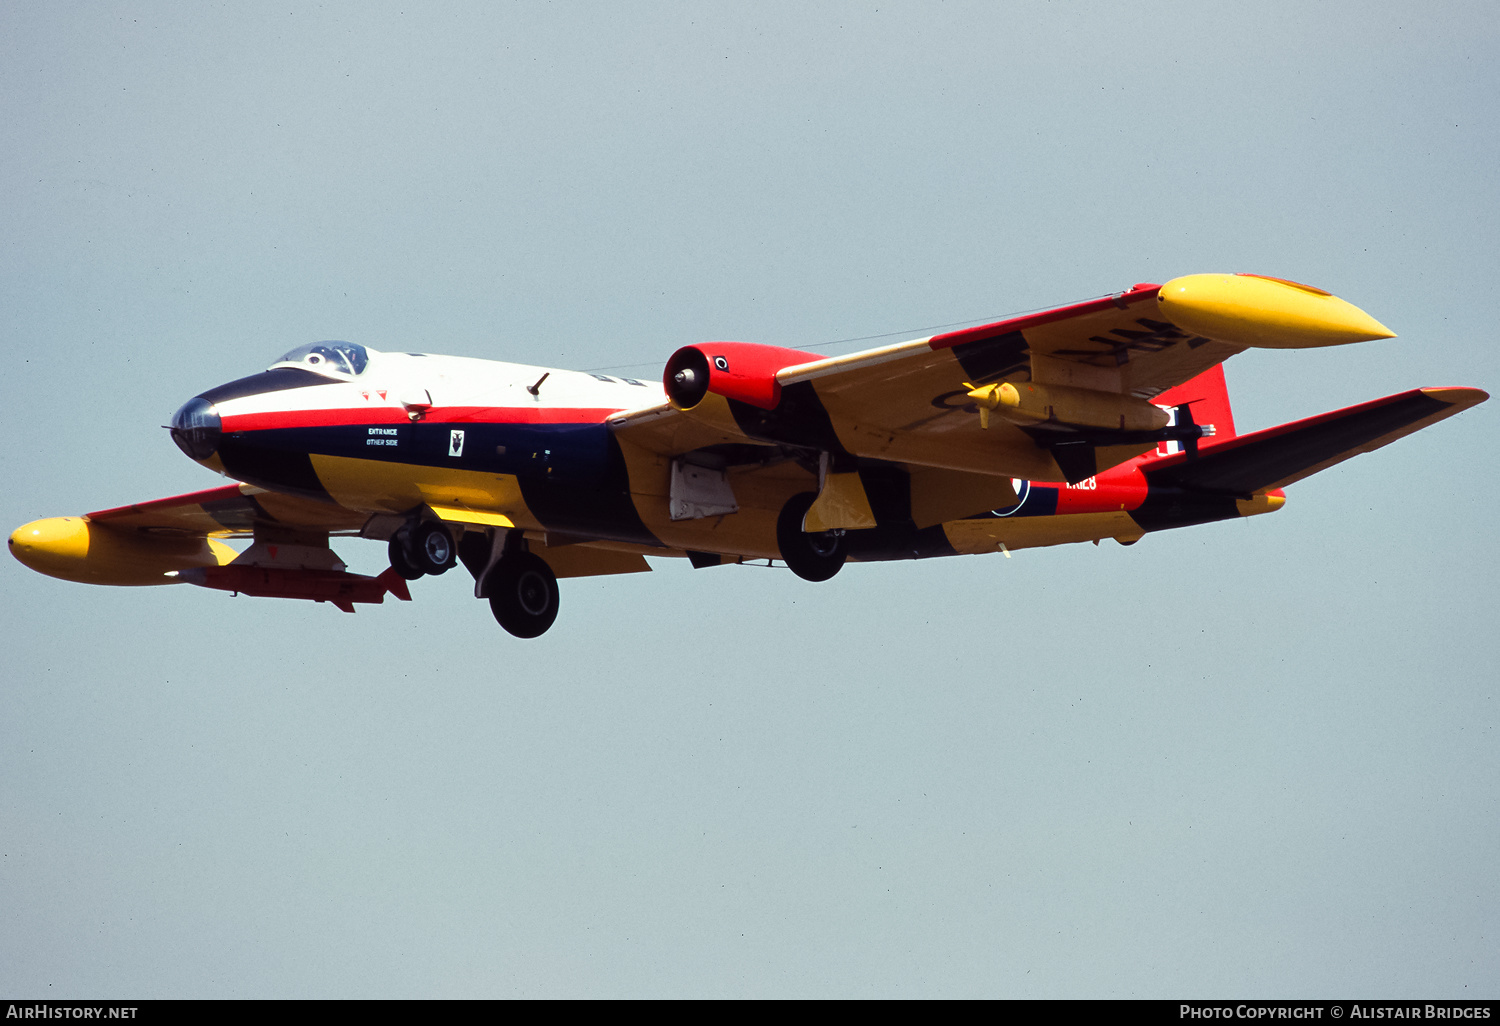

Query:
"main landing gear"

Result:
[[388, 520, 458, 580], [387, 522, 456, 576], [484, 551, 560, 639], [776, 492, 847, 582], [388, 521, 562, 638]]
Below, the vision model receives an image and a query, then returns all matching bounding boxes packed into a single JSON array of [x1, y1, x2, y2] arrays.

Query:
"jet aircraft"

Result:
[[9, 273, 1487, 637]]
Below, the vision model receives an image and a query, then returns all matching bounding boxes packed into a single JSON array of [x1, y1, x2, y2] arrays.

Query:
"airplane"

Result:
[[8, 273, 1488, 638]]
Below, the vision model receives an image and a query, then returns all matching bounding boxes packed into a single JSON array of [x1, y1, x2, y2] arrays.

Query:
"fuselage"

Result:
[[172, 344, 660, 538], [167, 342, 1276, 564]]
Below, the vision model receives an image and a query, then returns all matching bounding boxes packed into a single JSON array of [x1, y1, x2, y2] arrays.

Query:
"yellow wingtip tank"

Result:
[[1236, 491, 1286, 517], [1157, 273, 1396, 349], [8, 516, 235, 586]]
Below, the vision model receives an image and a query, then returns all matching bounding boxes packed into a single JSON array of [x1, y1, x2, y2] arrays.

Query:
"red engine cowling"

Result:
[[663, 342, 821, 411]]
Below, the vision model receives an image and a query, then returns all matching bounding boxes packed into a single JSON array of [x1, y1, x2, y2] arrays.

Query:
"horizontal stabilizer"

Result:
[[1142, 387, 1488, 495]]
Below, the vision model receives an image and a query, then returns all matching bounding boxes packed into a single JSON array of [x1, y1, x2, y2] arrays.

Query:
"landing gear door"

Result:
[[668, 456, 739, 521]]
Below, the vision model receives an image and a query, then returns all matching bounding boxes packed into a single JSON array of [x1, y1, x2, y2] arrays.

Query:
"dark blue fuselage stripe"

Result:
[[222, 420, 658, 545]]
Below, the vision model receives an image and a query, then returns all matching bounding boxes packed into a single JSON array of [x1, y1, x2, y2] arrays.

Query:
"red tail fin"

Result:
[[1147, 364, 1237, 459]]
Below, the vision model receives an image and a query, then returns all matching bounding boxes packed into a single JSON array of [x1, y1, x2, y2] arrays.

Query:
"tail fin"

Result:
[[1147, 364, 1237, 460]]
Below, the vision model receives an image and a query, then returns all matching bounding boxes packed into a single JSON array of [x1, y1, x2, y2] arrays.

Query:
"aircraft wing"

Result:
[[85, 482, 371, 537], [774, 282, 1242, 476], [612, 274, 1394, 482], [9, 482, 376, 590], [84, 483, 651, 580], [16, 479, 649, 594], [1140, 386, 1489, 495]]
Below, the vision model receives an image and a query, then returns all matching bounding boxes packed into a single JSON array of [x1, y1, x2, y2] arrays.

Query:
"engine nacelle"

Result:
[[663, 341, 820, 411]]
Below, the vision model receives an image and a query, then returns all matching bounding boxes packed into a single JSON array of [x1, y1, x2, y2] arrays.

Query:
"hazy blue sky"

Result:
[[3, 0, 1496, 998]]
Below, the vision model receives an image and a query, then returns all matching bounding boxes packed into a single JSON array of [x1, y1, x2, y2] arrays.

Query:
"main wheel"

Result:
[[776, 492, 847, 582], [487, 552, 560, 638], [411, 521, 457, 575], [388, 534, 424, 580]]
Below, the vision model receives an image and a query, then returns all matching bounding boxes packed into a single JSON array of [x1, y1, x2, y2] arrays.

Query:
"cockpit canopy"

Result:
[[269, 341, 370, 378]]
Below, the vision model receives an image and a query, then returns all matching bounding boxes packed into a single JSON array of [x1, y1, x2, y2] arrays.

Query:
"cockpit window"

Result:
[[269, 341, 370, 377]]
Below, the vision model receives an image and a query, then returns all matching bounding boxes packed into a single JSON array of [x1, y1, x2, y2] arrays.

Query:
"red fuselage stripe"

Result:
[[220, 406, 626, 431]]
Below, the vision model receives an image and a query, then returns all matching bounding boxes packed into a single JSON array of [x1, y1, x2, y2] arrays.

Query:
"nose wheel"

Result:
[[486, 552, 560, 638]]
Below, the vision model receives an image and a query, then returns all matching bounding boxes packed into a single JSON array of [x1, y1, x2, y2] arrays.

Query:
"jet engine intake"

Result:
[[663, 341, 821, 411]]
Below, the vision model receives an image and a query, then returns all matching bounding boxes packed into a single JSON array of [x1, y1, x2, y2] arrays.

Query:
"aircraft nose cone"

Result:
[[170, 397, 221, 460]]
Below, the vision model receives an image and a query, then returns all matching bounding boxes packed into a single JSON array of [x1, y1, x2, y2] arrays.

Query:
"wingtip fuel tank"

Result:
[[1157, 273, 1396, 349], [9, 517, 237, 586]]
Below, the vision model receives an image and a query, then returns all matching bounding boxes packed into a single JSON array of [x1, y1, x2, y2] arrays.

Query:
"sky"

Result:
[[2, 0, 1497, 999]]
